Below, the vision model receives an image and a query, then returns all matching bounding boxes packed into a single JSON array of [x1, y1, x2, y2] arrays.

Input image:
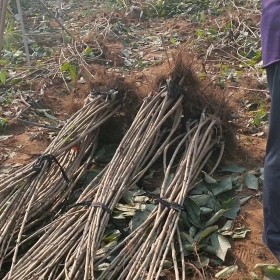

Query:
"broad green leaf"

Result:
[[207, 197, 221, 212], [221, 197, 240, 219], [200, 207, 213, 214], [221, 164, 246, 173], [189, 194, 210, 206], [94, 145, 118, 164], [195, 225, 218, 243], [182, 242, 195, 252], [0, 70, 7, 84], [215, 265, 238, 279], [232, 176, 242, 190], [254, 264, 280, 280], [202, 171, 217, 183], [240, 195, 252, 205], [204, 209, 227, 228], [170, 38, 176, 45], [232, 227, 251, 239], [129, 204, 155, 231], [234, 184, 243, 192], [199, 72, 207, 80], [184, 198, 203, 228], [84, 46, 93, 56], [209, 177, 233, 196], [179, 211, 191, 228], [69, 64, 78, 83], [180, 231, 194, 244], [183, 243, 207, 252], [27, 40, 34, 46], [111, 216, 126, 227], [13, 50, 24, 58], [122, 190, 134, 205], [193, 255, 209, 268], [124, 58, 133, 67], [220, 220, 234, 232], [103, 231, 120, 243], [245, 173, 259, 190], [0, 59, 8, 64], [189, 226, 197, 238], [11, 78, 22, 84], [196, 29, 205, 37], [189, 184, 209, 195], [0, 117, 7, 126], [231, 176, 240, 185], [163, 260, 173, 269], [203, 245, 217, 255], [219, 230, 234, 237], [83, 170, 100, 187], [218, 189, 236, 203], [61, 62, 70, 71], [15, 14, 21, 21], [122, 49, 132, 58], [210, 232, 231, 261]]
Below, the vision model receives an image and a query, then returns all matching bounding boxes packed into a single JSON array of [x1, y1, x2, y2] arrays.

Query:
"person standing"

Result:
[[261, 0, 280, 262]]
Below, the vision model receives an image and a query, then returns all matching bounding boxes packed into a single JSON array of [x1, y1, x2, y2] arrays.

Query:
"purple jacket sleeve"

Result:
[[261, 0, 280, 67]]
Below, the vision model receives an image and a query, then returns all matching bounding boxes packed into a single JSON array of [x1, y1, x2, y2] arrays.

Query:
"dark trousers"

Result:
[[263, 61, 280, 258]]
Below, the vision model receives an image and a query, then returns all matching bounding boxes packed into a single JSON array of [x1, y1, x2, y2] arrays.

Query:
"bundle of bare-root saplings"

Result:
[[0, 94, 121, 276], [1, 65, 226, 279], [96, 112, 223, 280]]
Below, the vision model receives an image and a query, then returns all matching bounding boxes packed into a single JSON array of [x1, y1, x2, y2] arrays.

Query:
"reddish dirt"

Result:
[[0, 122, 49, 166], [226, 199, 276, 279]]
